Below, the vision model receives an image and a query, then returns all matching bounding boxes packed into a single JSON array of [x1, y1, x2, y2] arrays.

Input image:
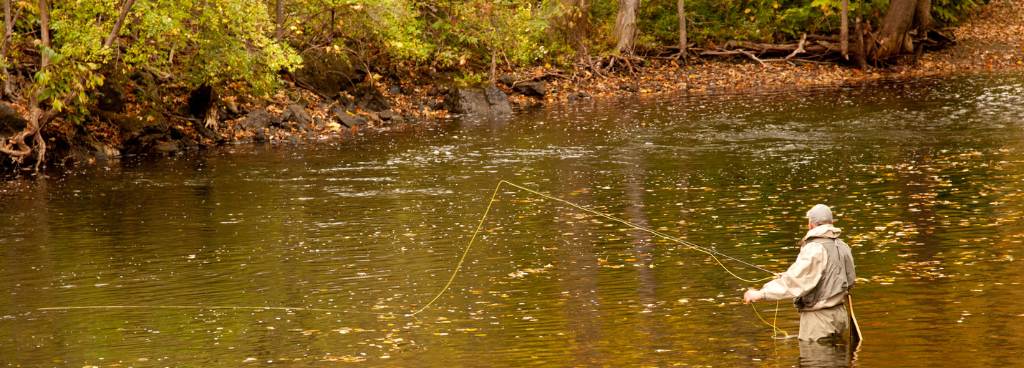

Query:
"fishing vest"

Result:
[[794, 237, 856, 310]]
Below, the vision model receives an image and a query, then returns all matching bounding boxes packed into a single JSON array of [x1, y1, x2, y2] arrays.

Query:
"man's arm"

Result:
[[744, 243, 826, 303]]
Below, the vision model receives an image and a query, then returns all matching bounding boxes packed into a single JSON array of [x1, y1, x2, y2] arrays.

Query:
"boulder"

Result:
[[152, 140, 180, 154], [513, 81, 547, 98], [0, 102, 27, 137], [282, 104, 312, 126], [331, 107, 367, 128], [497, 75, 516, 86], [445, 85, 512, 117], [239, 109, 275, 131]]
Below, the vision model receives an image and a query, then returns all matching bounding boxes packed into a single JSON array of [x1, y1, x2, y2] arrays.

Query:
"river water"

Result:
[[2, 74, 1024, 367]]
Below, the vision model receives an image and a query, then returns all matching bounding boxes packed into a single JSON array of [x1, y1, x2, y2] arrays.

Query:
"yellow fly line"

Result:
[[37, 180, 789, 338], [408, 180, 789, 338]]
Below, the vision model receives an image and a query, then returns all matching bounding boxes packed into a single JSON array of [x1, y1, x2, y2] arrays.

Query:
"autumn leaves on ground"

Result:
[[1, 0, 1023, 173], [539, 0, 1024, 101]]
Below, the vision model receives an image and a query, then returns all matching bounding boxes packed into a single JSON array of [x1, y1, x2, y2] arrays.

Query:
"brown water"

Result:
[[2, 75, 1024, 367]]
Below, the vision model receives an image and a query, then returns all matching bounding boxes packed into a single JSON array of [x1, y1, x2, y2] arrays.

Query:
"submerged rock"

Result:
[[445, 85, 512, 117], [152, 140, 180, 154]]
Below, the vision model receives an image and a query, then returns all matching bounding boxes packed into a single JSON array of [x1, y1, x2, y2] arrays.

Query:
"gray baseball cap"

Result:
[[806, 204, 833, 225]]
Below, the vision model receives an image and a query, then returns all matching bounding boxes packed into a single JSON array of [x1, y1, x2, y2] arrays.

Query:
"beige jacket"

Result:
[[758, 224, 847, 311]]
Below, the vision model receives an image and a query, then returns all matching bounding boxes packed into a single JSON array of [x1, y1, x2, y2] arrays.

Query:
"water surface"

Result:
[[2, 74, 1024, 367]]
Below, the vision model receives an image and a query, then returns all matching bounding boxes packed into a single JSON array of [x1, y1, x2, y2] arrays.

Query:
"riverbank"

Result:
[[3, 0, 1022, 173]]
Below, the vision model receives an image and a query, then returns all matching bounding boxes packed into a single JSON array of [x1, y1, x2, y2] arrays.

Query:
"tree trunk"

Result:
[[871, 0, 931, 62], [854, 18, 868, 69], [489, 49, 497, 85], [677, 0, 686, 57], [2, 0, 13, 97], [38, 0, 49, 68], [275, 0, 285, 40], [914, 0, 933, 31], [613, 0, 639, 55], [840, 0, 848, 59]]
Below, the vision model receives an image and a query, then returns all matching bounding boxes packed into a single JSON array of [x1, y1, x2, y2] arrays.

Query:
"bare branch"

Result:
[[103, 0, 137, 49]]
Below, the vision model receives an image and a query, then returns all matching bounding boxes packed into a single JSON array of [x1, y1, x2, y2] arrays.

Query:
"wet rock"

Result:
[[294, 48, 365, 97], [88, 139, 120, 160], [0, 102, 27, 137], [153, 140, 179, 154], [568, 91, 591, 102], [513, 81, 547, 98], [282, 104, 312, 126], [240, 109, 274, 131], [445, 85, 512, 117], [194, 120, 220, 141], [331, 107, 367, 128], [498, 75, 516, 86]]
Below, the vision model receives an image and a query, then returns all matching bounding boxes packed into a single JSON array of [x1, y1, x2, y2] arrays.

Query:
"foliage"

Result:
[[3, 0, 988, 115]]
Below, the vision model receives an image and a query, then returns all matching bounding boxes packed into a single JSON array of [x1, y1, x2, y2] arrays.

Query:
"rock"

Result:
[[388, 85, 401, 95], [331, 107, 367, 128], [239, 110, 274, 131], [153, 140, 179, 154], [378, 110, 395, 121], [365, 111, 380, 123], [254, 128, 267, 143], [445, 85, 512, 117], [0, 102, 27, 137], [283, 104, 312, 125], [89, 141, 120, 160], [568, 91, 591, 102], [498, 75, 516, 86], [194, 120, 220, 141], [513, 81, 547, 98]]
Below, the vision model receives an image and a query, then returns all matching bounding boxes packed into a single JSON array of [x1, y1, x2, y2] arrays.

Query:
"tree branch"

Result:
[[103, 0, 137, 49]]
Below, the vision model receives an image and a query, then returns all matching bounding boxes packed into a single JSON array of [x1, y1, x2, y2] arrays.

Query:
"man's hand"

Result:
[[743, 289, 764, 304]]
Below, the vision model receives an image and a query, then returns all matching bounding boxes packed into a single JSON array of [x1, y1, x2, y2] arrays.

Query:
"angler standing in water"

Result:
[[743, 204, 857, 342]]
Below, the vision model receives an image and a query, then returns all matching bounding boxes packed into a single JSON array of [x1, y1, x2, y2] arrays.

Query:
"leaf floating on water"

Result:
[[321, 355, 366, 363]]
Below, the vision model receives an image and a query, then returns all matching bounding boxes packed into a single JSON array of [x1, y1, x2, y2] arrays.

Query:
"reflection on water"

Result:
[[2, 75, 1024, 367]]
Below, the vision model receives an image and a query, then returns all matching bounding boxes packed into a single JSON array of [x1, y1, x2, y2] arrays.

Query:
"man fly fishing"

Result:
[[742, 204, 859, 343]]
